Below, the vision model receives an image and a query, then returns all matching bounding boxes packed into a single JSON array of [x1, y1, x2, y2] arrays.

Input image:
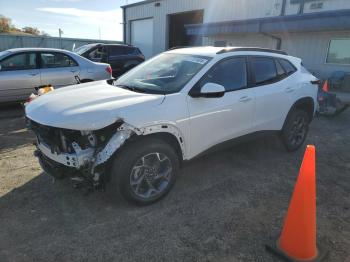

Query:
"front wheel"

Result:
[[107, 137, 179, 205], [281, 109, 310, 151]]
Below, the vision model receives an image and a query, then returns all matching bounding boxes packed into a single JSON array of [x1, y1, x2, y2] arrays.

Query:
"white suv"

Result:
[[26, 47, 318, 205]]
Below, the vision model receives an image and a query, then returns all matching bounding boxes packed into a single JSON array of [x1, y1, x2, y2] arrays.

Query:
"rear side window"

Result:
[[251, 57, 278, 85], [124, 47, 139, 55], [88, 46, 107, 59], [275, 59, 285, 77], [109, 46, 141, 56], [41, 52, 78, 68], [109, 46, 125, 56], [278, 59, 296, 75], [135, 48, 142, 55], [0, 52, 36, 71], [200, 57, 247, 91]]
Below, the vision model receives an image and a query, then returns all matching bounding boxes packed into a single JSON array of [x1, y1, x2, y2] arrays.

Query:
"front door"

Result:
[[39, 52, 80, 88], [0, 52, 41, 103], [187, 57, 255, 157]]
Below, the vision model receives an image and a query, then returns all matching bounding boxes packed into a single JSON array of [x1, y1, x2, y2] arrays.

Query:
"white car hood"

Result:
[[25, 81, 164, 130]]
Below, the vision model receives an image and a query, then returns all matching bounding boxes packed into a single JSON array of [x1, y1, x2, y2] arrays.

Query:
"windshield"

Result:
[[113, 53, 211, 94], [74, 44, 96, 55]]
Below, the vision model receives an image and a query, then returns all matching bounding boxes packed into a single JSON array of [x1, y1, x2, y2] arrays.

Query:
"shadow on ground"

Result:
[[0, 105, 33, 153]]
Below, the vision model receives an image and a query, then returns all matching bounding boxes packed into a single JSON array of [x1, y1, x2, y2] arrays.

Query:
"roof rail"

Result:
[[217, 47, 287, 55]]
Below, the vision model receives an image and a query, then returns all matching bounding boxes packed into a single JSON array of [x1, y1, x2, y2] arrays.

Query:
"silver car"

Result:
[[0, 48, 112, 103]]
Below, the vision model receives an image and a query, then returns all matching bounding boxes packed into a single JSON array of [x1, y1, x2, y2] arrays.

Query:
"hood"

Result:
[[25, 81, 164, 130]]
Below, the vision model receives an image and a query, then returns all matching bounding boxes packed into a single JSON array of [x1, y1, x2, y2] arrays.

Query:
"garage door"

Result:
[[131, 18, 154, 59]]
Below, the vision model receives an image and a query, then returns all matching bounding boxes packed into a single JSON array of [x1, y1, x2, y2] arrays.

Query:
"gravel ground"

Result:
[[0, 105, 349, 262]]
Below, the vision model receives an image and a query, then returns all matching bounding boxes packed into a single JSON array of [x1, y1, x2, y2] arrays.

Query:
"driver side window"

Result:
[[200, 57, 247, 91]]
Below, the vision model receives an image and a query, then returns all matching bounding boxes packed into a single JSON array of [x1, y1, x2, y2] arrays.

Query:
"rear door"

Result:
[[0, 52, 41, 103], [39, 52, 80, 88], [249, 56, 295, 131]]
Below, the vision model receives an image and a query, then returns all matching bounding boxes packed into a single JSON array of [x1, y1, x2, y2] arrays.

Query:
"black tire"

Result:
[[107, 137, 180, 205], [281, 109, 310, 152]]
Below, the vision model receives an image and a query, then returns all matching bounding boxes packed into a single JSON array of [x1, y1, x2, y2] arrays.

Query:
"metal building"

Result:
[[122, 0, 350, 78]]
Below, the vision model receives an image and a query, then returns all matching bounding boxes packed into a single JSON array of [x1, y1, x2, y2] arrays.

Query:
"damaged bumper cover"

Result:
[[36, 141, 94, 168], [28, 119, 134, 172]]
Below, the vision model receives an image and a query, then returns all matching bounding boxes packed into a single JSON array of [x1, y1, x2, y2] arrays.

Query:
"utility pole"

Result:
[[99, 27, 101, 40], [58, 28, 63, 49]]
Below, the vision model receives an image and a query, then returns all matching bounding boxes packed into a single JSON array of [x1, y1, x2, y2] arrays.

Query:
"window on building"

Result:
[[0, 53, 36, 71], [200, 57, 247, 91], [251, 57, 278, 85], [326, 39, 350, 65]]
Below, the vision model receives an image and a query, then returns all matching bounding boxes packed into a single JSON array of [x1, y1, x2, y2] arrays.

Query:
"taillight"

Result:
[[105, 65, 112, 75]]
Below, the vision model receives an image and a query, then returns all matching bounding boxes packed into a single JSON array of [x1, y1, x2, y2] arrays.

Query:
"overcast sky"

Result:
[[0, 0, 142, 40]]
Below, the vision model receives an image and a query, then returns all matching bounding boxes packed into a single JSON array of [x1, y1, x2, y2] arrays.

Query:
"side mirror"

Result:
[[199, 82, 225, 98]]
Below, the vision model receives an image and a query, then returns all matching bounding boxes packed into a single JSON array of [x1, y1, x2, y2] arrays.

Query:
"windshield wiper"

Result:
[[115, 84, 146, 93]]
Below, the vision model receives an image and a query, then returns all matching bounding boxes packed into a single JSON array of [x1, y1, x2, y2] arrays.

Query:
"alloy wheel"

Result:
[[129, 152, 173, 199]]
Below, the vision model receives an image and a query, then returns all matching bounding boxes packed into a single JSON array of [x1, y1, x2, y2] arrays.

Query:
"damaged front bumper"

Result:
[[28, 119, 134, 183], [36, 140, 94, 168], [34, 129, 132, 170]]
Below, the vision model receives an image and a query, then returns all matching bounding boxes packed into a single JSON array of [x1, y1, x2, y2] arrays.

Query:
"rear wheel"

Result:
[[107, 137, 179, 205], [281, 109, 310, 151]]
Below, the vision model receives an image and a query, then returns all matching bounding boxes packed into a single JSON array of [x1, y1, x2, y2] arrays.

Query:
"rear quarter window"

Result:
[[278, 59, 297, 75]]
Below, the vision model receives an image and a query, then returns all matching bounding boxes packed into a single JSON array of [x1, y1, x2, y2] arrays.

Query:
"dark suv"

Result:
[[75, 44, 145, 77]]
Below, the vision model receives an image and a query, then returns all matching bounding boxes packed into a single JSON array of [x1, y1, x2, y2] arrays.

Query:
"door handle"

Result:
[[70, 70, 78, 73], [29, 73, 38, 76], [239, 96, 252, 103], [285, 87, 295, 93]]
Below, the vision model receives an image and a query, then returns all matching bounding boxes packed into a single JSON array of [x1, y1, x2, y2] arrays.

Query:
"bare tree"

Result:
[[0, 15, 11, 33], [22, 26, 41, 35], [0, 14, 49, 36]]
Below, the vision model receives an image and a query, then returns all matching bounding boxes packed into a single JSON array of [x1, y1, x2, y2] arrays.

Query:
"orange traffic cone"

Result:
[[266, 145, 328, 261], [322, 80, 329, 92]]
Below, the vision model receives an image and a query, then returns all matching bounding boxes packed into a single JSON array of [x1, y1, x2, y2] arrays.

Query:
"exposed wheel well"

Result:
[[284, 97, 315, 128], [139, 132, 183, 162], [294, 97, 315, 122]]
